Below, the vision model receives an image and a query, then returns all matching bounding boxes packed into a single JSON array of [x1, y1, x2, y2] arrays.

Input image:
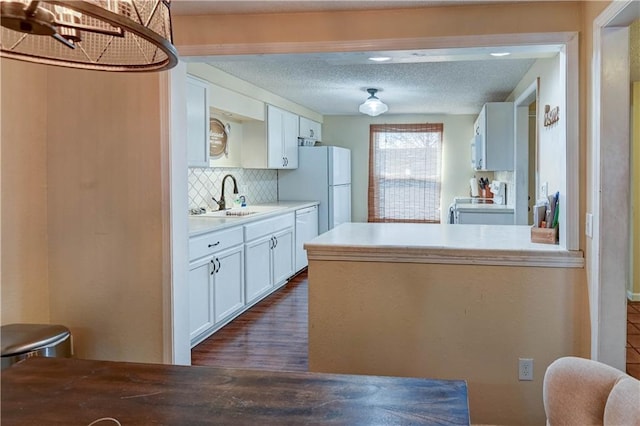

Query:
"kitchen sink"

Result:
[[191, 205, 285, 218], [194, 210, 257, 218]]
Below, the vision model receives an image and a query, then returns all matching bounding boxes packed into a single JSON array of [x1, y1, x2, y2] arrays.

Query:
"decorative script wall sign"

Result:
[[544, 105, 560, 127]]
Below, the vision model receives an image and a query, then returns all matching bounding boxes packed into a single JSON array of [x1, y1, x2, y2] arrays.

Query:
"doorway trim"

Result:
[[164, 30, 581, 362], [514, 79, 539, 225], [590, 0, 637, 369]]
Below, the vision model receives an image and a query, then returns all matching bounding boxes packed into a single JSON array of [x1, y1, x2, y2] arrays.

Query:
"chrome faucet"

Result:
[[213, 174, 238, 210]]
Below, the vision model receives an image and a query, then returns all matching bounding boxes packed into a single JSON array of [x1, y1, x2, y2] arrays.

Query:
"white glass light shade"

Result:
[[0, 0, 178, 72], [359, 89, 388, 116]]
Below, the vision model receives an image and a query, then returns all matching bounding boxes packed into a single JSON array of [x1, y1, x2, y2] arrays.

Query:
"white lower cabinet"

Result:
[[188, 257, 215, 341], [244, 235, 273, 303], [244, 213, 295, 305], [188, 210, 297, 347], [213, 246, 244, 323], [188, 226, 244, 346], [272, 228, 294, 286], [294, 205, 319, 272], [188, 245, 244, 343]]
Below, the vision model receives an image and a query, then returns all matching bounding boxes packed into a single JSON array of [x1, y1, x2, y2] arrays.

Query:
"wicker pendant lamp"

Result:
[[0, 0, 178, 72]]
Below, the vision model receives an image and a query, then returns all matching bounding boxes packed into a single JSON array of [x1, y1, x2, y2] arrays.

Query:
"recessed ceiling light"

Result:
[[490, 52, 511, 57], [368, 56, 392, 62]]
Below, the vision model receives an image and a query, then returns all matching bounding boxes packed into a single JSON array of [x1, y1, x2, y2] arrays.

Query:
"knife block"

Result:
[[480, 188, 493, 203]]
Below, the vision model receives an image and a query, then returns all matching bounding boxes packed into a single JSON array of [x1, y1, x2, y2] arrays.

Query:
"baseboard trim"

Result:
[[627, 289, 640, 301]]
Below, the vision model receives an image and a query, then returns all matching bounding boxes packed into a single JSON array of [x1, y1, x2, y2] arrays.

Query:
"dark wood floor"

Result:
[[191, 271, 308, 372]]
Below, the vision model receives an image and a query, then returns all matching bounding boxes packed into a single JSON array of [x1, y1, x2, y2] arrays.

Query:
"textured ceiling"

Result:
[[199, 49, 555, 115], [175, 0, 559, 116]]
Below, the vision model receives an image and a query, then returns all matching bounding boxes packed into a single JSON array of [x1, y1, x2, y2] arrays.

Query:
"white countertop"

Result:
[[189, 201, 319, 236], [305, 222, 583, 268]]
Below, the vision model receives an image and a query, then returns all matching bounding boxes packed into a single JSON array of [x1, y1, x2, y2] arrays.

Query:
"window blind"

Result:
[[368, 123, 444, 223]]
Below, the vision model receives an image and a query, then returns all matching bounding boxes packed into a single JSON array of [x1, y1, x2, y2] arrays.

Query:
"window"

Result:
[[368, 123, 443, 223]]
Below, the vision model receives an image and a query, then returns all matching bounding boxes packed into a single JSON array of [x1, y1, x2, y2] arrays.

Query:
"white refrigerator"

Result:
[[278, 146, 351, 234]]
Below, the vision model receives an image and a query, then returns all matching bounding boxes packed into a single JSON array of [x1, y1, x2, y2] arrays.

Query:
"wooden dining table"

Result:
[[1, 357, 469, 425]]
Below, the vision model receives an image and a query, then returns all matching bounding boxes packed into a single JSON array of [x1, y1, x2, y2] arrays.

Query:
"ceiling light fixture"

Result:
[[359, 88, 388, 117], [490, 52, 511, 57], [368, 56, 391, 62], [0, 0, 178, 72]]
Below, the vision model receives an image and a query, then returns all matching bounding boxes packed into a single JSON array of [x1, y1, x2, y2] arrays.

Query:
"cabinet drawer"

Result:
[[189, 226, 243, 261], [244, 212, 294, 241]]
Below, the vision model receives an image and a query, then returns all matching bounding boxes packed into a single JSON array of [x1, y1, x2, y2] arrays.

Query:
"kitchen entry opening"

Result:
[[368, 123, 443, 223]]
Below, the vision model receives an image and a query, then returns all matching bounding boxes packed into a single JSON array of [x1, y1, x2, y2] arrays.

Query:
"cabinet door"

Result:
[[299, 116, 322, 140], [267, 105, 286, 168], [295, 206, 319, 272], [245, 235, 273, 303], [272, 227, 294, 287], [186, 76, 210, 168], [282, 110, 299, 169], [484, 102, 514, 171], [213, 245, 245, 323], [311, 120, 322, 141], [188, 257, 215, 341]]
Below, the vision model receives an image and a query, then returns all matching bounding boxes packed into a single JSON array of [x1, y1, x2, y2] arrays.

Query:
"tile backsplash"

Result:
[[188, 167, 278, 210]]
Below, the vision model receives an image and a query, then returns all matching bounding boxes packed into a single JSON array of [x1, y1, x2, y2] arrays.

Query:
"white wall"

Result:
[[322, 114, 476, 223], [507, 56, 564, 201]]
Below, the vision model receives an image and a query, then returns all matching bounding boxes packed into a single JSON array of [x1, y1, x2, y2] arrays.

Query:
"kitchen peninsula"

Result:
[[304, 222, 588, 425]]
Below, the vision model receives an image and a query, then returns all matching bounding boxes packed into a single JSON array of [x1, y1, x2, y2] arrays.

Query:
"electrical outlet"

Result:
[[519, 358, 533, 381], [540, 182, 548, 199]]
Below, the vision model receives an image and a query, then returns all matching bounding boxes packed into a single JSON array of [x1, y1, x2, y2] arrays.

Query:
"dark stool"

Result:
[[1, 323, 72, 370]]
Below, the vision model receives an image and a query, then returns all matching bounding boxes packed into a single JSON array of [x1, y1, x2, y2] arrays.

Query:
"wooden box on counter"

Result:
[[530, 226, 558, 244]]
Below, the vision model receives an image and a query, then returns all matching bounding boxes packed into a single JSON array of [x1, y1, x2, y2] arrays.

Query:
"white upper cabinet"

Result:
[[299, 116, 322, 141], [186, 75, 210, 168], [243, 104, 299, 169], [473, 102, 514, 171]]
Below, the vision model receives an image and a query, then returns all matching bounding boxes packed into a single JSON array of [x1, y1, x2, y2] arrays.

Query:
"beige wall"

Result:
[[631, 19, 640, 299], [174, 2, 583, 47], [308, 260, 589, 425], [633, 82, 640, 299], [322, 114, 476, 223], [582, 1, 612, 257], [1, 59, 168, 363], [44, 67, 166, 362], [1, 59, 50, 324], [631, 19, 640, 82]]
